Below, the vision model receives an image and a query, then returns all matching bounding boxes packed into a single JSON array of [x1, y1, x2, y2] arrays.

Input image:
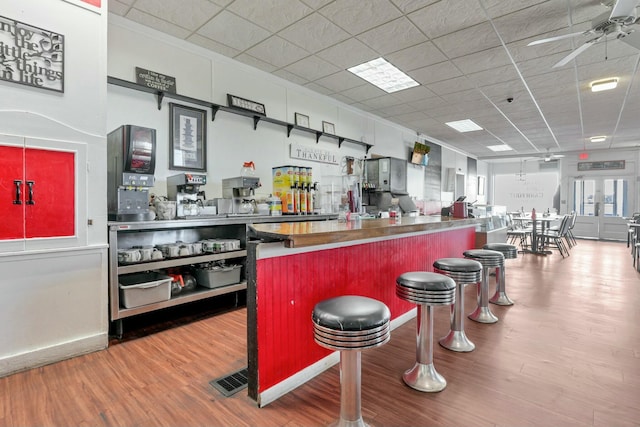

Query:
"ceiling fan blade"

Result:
[[527, 31, 589, 46], [552, 42, 594, 68], [619, 28, 640, 49], [609, 0, 640, 23]]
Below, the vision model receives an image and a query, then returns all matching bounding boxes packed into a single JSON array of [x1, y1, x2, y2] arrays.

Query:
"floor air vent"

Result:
[[210, 367, 248, 397]]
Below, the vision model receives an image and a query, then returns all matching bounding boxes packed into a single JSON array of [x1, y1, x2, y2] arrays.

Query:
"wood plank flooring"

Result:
[[1, 239, 639, 426]]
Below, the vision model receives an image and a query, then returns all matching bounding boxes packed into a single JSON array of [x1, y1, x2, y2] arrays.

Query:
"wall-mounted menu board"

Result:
[[577, 160, 625, 171], [423, 142, 441, 201]]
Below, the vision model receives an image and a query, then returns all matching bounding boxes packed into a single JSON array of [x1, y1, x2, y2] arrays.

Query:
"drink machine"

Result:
[[107, 125, 156, 221], [167, 173, 207, 217]]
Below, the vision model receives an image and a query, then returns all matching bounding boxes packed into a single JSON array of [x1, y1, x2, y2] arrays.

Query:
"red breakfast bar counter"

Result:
[[246, 215, 483, 406]]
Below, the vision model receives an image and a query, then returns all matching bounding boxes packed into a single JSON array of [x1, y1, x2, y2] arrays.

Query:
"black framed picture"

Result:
[[295, 112, 310, 127], [169, 103, 206, 171], [322, 121, 335, 134]]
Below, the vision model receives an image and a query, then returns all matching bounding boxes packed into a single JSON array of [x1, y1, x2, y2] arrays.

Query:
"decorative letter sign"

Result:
[[0, 15, 65, 92]]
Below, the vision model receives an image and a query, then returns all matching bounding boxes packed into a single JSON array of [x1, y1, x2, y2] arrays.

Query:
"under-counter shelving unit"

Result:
[[108, 214, 336, 338], [107, 76, 373, 154]]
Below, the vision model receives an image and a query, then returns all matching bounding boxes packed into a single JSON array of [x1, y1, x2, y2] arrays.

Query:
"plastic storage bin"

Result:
[[194, 264, 242, 289], [119, 272, 172, 308]]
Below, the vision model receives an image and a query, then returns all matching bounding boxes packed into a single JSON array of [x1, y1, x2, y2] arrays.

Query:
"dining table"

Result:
[[517, 213, 561, 256]]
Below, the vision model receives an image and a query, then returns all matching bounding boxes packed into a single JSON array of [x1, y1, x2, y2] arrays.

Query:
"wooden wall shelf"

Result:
[[107, 76, 373, 154]]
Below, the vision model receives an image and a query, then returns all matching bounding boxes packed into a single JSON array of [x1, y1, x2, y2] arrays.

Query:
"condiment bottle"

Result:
[[531, 208, 536, 220]]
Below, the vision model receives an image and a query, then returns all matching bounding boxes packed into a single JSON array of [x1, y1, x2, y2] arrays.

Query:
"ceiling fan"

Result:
[[539, 148, 565, 162], [527, 0, 640, 68]]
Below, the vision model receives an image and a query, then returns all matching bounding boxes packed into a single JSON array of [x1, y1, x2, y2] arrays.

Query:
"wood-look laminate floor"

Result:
[[1, 240, 639, 427]]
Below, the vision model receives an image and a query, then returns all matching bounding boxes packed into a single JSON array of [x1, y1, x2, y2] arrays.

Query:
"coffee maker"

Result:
[[221, 176, 261, 214], [167, 173, 207, 217], [107, 125, 157, 221]]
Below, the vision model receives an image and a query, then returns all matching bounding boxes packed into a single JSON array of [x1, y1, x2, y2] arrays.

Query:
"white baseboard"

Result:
[[258, 307, 417, 407], [0, 333, 108, 378]]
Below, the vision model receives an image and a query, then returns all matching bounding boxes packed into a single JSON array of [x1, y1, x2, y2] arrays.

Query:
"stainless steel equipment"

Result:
[[222, 176, 261, 214], [107, 125, 156, 221], [363, 157, 410, 214], [167, 173, 207, 217]]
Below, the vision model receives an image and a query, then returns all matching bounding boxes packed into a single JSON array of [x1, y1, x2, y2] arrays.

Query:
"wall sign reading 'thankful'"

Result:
[[290, 143, 339, 165], [0, 15, 65, 92]]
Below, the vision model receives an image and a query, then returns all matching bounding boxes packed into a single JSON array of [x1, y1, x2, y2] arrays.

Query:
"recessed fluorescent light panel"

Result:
[[487, 144, 512, 152], [347, 57, 419, 93], [445, 119, 483, 132], [590, 135, 606, 142], [590, 78, 618, 92]]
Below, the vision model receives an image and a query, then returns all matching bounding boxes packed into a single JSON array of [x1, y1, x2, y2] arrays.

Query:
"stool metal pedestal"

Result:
[[313, 295, 391, 427], [396, 271, 456, 392], [483, 243, 517, 306], [433, 258, 482, 352], [463, 249, 503, 324]]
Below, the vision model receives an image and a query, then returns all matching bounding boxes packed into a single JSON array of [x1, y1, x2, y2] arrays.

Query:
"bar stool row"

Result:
[[312, 243, 518, 427]]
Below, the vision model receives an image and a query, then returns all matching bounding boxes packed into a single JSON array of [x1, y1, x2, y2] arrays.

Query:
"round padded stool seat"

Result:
[[433, 258, 483, 283], [313, 295, 391, 351], [483, 243, 518, 259], [462, 249, 504, 267], [396, 272, 456, 305]]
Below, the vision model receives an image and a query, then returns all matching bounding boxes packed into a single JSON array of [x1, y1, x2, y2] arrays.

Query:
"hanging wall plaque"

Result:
[[0, 15, 65, 92]]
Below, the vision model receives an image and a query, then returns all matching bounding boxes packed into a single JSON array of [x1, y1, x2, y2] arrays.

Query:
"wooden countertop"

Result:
[[249, 215, 483, 248]]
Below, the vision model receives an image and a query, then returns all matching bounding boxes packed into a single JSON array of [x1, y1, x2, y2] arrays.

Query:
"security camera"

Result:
[[507, 97, 514, 103]]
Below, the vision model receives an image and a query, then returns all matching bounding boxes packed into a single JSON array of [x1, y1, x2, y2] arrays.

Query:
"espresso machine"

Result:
[[167, 173, 207, 217], [107, 125, 157, 221], [221, 176, 261, 214]]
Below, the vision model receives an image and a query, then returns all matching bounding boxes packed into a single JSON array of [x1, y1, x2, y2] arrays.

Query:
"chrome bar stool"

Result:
[[396, 271, 455, 392], [312, 295, 391, 427], [433, 258, 482, 352], [463, 249, 503, 324], [483, 243, 517, 306]]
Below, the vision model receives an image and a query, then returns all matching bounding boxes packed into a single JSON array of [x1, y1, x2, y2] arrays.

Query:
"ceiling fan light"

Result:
[[590, 78, 618, 92], [590, 135, 607, 142]]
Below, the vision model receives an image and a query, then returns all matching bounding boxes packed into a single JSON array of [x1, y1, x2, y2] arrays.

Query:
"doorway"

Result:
[[569, 176, 632, 240]]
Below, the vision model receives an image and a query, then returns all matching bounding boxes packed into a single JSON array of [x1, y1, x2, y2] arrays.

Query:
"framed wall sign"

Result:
[[0, 15, 65, 92], [322, 121, 335, 134], [169, 103, 207, 171], [227, 94, 266, 115], [295, 112, 309, 128]]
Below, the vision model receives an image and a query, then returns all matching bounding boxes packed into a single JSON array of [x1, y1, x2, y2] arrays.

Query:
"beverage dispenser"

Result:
[[107, 125, 156, 221], [167, 173, 207, 217]]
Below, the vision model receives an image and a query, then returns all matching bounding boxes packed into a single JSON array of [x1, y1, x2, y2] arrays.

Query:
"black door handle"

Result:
[[26, 181, 35, 205], [13, 180, 22, 204]]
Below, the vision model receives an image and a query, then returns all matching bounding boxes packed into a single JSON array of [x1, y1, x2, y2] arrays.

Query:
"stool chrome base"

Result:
[[490, 291, 514, 306], [468, 306, 499, 323], [439, 330, 475, 352], [402, 362, 447, 392]]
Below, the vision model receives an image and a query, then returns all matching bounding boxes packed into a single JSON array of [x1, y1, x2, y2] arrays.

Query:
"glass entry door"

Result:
[[570, 176, 632, 240]]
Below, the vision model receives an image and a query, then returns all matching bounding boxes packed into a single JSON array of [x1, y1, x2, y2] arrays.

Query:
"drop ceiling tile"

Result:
[[409, 61, 462, 85], [108, 0, 130, 15], [408, 0, 485, 39], [452, 46, 512, 75], [357, 17, 428, 55], [432, 22, 502, 59], [300, 0, 334, 9], [316, 38, 379, 69], [314, 71, 366, 92], [234, 53, 279, 73], [331, 93, 356, 104], [125, 8, 192, 39], [350, 102, 380, 113], [391, 85, 438, 102], [426, 76, 475, 96], [390, 0, 438, 14], [468, 64, 520, 88], [407, 96, 450, 111], [278, 13, 351, 53], [482, 0, 549, 19], [132, 0, 220, 30], [272, 69, 309, 86], [246, 36, 310, 68], [228, 0, 314, 32], [319, 0, 402, 36], [359, 94, 404, 110], [210, 0, 233, 6], [115, 0, 134, 5], [187, 34, 240, 57], [304, 82, 334, 95], [284, 55, 341, 81], [197, 11, 270, 51], [341, 84, 388, 102], [385, 41, 447, 72], [377, 102, 418, 117]]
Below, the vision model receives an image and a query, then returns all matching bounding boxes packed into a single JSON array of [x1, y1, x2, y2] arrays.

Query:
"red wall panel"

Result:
[[256, 226, 475, 393]]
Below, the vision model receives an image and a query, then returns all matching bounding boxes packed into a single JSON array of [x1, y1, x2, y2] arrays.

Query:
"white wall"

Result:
[[0, 0, 109, 377], [107, 16, 431, 202]]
